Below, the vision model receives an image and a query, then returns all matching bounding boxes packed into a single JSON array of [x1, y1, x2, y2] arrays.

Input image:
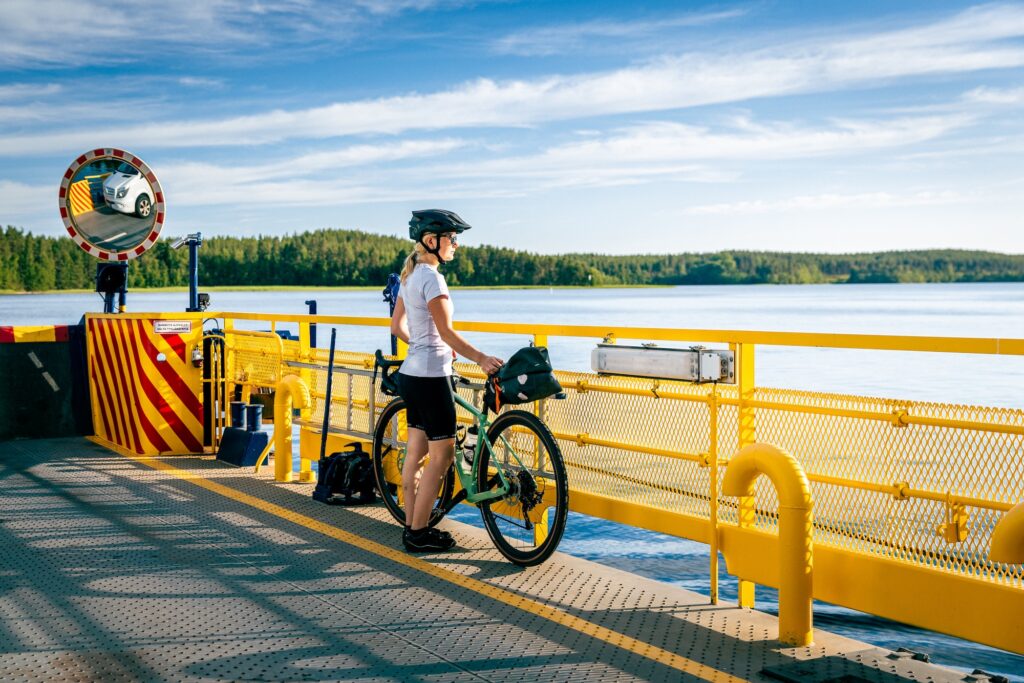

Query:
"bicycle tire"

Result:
[[371, 397, 454, 528], [478, 409, 568, 566]]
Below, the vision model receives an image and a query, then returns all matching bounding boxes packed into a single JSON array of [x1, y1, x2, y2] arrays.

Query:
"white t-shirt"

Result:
[[399, 263, 453, 377]]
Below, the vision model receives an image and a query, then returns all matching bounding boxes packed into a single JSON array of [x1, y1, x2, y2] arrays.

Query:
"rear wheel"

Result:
[[371, 398, 454, 528], [478, 410, 568, 566]]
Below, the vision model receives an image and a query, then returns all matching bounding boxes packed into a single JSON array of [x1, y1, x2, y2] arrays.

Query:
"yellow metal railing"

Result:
[[185, 311, 1024, 653]]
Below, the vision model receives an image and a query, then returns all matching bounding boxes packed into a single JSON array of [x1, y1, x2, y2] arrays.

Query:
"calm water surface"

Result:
[[2, 283, 1023, 677]]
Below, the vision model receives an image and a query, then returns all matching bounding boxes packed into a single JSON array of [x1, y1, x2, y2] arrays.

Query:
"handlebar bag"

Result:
[[485, 346, 562, 412]]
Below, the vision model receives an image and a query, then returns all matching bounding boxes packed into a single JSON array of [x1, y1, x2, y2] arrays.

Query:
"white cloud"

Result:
[[682, 190, 967, 215], [531, 115, 971, 163], [162, 138, 468, 186], [178, 77, 225, 88], [0, 180, 56, 216], [0, 83, 62, 100], [492, 10, 747, 56], [963, 85, 1024, 103], [150, 113, 970, 205], [353, 0, 462, 14], [413, 115, 971, 194], [0, 110, 982, 215], [1, 4, 1022, 155], [0, 0, 455, 68]]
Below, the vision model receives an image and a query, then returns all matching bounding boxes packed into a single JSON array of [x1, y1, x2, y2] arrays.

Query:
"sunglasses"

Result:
[[441, 233, 458, 246]]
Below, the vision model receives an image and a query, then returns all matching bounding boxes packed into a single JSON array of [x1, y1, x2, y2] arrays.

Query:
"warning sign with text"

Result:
[[154, 321, 192, 335]]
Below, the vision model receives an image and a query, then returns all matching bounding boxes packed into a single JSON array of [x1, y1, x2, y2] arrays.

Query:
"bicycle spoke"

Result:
[[479, 409, 568, 566], [372, 398, 455, 528]]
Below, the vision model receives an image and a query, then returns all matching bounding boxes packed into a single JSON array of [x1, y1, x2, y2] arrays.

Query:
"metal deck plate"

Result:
[[0, 438, 977, 682], [763, 648, 1011, 683]]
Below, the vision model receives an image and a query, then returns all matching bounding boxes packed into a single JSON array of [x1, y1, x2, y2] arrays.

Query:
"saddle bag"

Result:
[[312, 442, 377, 506], [485, 346, 562, 413]]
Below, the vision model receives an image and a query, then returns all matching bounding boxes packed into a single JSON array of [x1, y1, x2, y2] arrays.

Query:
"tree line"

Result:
[[3, 225, 1024, 291]]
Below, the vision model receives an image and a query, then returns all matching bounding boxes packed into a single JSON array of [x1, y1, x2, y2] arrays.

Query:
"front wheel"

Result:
[[135, 193, 152, 218], [479, 410, 568, 566], [371, 398, 454, 528]]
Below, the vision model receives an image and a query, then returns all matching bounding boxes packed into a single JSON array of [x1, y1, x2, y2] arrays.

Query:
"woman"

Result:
[[389, 209, 503, 552]]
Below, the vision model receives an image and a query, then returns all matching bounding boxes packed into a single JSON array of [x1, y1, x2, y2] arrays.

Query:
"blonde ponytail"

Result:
[[400, 242, 426, 284]]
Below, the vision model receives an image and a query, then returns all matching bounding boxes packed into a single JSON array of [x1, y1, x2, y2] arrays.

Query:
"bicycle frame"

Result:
[[449, 390, 513, 505]]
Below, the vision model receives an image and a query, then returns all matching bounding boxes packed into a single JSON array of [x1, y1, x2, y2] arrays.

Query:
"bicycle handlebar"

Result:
[[374, 349, 403, 396]]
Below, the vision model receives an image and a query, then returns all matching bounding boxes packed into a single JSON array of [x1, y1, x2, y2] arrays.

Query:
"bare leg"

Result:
[[409, 438, 455, 531], [402, 428, 429, 526]]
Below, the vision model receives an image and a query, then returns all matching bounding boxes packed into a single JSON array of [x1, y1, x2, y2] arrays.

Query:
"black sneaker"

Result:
[[404, 525, 452, 542], [403, 527, 456, 552]]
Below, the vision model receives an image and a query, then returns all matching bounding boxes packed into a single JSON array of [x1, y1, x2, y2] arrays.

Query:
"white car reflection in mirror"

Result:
[[102, 162, 153, 218]]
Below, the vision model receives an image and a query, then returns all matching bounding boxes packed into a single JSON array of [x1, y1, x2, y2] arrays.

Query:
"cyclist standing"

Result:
[[389, 209, 503, 552]]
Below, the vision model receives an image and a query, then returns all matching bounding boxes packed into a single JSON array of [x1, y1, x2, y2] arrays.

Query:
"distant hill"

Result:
[[3, 225, 1024, 291]]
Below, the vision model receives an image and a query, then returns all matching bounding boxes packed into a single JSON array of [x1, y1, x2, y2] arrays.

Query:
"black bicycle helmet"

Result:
[[408, 209, 471, 263]]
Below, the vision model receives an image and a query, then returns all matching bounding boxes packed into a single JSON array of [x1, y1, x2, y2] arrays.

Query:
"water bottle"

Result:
[[462, 425, 478, 465]]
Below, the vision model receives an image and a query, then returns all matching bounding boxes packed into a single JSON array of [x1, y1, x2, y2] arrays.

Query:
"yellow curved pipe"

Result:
[[722, 443, 814, 647], [272, 375, 310, 482], [990, 500, 1024, 564]]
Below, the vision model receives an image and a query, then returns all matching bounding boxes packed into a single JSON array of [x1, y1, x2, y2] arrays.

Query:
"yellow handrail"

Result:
[[125, 309, 1024, 655]]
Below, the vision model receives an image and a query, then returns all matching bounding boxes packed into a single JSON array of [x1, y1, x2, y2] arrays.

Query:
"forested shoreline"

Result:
[[3, 226, 1024, 291]]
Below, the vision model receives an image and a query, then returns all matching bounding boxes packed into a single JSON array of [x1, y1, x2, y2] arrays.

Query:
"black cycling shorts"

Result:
[[397, 373, 456, 441]]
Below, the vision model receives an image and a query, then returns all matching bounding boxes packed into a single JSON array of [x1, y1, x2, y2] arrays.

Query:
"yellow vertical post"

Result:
[[534, 509, 550, 546], [733, 341, 757, 608], [708, 387, 719, 605], [211, 337, 221, 452], [224, 319, 236, 413], [533, 332, 550, 546], [722, 443, 814, 647], [297, 321, 315, 483], [273, 375, 310, 482]]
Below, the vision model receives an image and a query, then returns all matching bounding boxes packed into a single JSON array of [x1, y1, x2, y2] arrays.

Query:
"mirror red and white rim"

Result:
[[57, 148, 166, 262]]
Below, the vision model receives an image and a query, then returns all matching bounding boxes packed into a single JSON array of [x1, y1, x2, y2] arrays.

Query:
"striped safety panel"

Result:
[[86, 318, 204, 455], [67, 179, 95, 216], [0, 325, 70, 343]]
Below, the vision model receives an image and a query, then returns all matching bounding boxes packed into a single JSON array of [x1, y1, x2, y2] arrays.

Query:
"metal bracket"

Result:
[[937, 499, 969, 543]]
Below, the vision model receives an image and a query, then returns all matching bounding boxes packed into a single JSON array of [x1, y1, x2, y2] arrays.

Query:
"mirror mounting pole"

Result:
[[173, 233, 204, 312], [187, 233, 202, 312]]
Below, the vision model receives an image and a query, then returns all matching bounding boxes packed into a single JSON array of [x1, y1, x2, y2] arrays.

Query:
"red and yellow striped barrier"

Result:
[[86, 317, 204, 455], [68, 178, 94, 216], [0, 325, 70, 343]]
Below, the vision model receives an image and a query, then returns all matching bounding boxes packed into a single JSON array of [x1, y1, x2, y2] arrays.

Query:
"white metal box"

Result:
[[590, 344, 735, 384]]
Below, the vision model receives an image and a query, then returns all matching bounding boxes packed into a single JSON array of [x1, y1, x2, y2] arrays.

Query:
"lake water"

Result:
[[2, 283, 1023, 677]]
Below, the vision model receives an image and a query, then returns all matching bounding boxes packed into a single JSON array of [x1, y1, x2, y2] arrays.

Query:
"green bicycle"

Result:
[[371, 350, 569, 566]]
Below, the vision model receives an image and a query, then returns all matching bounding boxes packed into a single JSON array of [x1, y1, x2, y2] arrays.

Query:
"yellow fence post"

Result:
[[708, 387, 720, 604], [297, 321, 315, 483], [722, 443, 814, 647], [733, 341, 757, 608], [273, 375, 310, 482], [532, 333, 550, 545]]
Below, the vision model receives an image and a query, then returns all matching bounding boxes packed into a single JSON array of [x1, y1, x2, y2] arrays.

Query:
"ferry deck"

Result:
[[2, 310, 1023, 682], [0, 435, 992, 683]]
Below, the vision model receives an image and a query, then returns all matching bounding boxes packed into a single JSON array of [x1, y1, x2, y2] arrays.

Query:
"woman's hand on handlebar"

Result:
[[478, 354, 503, 375]]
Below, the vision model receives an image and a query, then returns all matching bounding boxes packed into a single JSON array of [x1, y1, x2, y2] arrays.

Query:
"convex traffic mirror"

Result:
[[58, 148, 165, 260]]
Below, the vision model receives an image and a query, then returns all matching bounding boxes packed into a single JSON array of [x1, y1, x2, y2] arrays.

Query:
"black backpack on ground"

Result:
[[313, 442, 377, 505]]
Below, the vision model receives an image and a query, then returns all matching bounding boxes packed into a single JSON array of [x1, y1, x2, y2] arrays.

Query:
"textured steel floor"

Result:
[[0, 438, 968, 682]]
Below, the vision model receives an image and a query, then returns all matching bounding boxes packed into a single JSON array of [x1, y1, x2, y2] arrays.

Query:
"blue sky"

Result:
[[2, 0, 1023, 254]]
